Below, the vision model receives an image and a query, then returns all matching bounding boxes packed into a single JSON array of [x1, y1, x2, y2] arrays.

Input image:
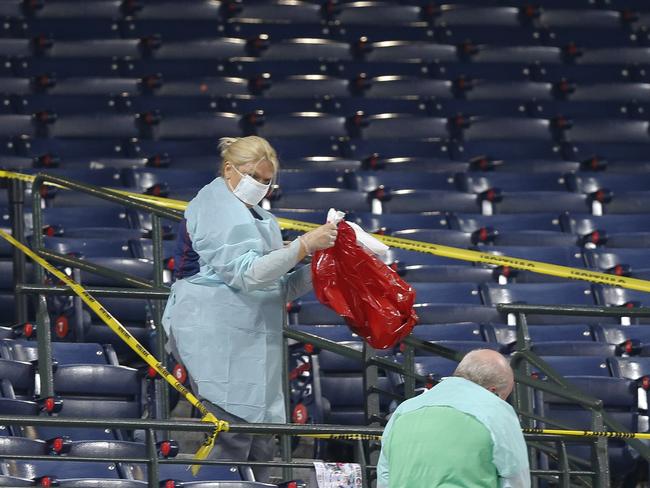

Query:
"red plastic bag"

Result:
[[311, 221, 418, 349]]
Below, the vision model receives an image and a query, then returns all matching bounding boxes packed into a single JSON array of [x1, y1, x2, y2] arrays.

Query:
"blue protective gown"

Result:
[[162, 177, 312, 423]]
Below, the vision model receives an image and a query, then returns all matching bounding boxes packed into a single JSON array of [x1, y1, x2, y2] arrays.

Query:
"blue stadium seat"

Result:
[[0, 398, 39, 436], [450, 213, 563, 232], [6, 460, 120, 481], [122, 169, 215, 192], [452, 140, 565, 161], [461, 117, 554, 142], [487, 324, 595, 346], [534, 356, 612, 377], [396, 263, 497, 283], [154, 38, 251, 60], [290, 301, 345, 325], [259, 75, 350, 99], [565, 120, 650, 144], [277, 170, 345, 191], [0, 358, 34, 399], [364, 77, 453, 99], [566, 173, 650, 194], [270, 188, 371, 213], [3, 340, 115, 366], [380, 190, 481, 213], [389, 229, 474, 248], [477, 246, 586, 282], [335, 2, 425, 25], [363, 41, 458, 63], [41, 237, 132, 259], [262, 38, 353, 61], [593, 285, 650, 309], [411, 323, 486, 342], [324, 98, 431, 117], [492, 192, 590, 214], [611, 357, 650, 380], [289, 324, 358, 342], [346, 171, 456, 192], [255, 113, 348, 138], [593, 325, 650, 346], [584, 248, 650, 276], [458, 81, 555, 101], [412, 282, 481, 305], [154, 113, 243, 139], [469, 46, 564, 64], [531, 341, 617, 357], [359, 114, 450, 140], [481, 283, 595, 306], [456, 172, 568, 193], [578, 47, 650, 65], [345, 139, 452, 160]]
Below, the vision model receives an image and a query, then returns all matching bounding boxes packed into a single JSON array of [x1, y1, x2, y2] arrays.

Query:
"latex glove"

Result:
[[299, 222, 338, 254]]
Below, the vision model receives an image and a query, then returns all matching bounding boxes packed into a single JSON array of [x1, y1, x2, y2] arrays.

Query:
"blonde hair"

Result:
[[218, 136, 279, 178]]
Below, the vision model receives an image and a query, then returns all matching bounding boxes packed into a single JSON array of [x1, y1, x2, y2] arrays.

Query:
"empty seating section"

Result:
[[0, 0, 650, 484]]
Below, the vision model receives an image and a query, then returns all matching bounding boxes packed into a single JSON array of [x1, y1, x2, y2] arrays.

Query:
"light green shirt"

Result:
[[377, 377, 530, 488]]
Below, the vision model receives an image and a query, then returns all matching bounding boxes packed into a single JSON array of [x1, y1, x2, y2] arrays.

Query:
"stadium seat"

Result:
[[456, 172, 568, 193], [255, 113, 348, 138], [458, 81, 555, 101], [534, 356, 612, 377], [566, 173, 650, 194], [262, 38, 353, 61], [530, 341, 617, 357], [258, 75, 350, 99], [488, 324, 595, 346], [364, 77, 454, 99], [477, 246, 586, 282], [359, 114, 450, 140], [6, 460, 120, 481], [363, 41, 458, 63], [380, 190, 481, 214], [452, 140, 565, 161], [450, 213, 563, 232], [565, 120, 650, 144], [270, 188, 371, 213], [461, 117, 554, 142], [481, 283, 595, 306], [491, 192, 591, 214], [346, 171, 456, 192], [584, 248, 650, 276], [469, 46, 564, 64]]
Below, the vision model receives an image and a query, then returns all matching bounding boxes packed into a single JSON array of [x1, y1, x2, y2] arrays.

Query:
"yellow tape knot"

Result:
[[191, 412, 230, 476]]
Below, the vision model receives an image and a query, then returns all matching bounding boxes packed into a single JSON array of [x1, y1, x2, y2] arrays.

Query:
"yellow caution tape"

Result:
[[0, 228, 227, 474], [301, 428, 650, 441], [2, 169, 650, 292], [522, 428, 650, 440]]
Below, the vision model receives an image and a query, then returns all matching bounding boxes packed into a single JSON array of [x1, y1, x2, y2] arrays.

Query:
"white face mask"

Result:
[[228, 164, 271, 206]]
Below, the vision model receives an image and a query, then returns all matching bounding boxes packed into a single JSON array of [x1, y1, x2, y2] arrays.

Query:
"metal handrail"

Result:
[[5, 172, 638, 486]]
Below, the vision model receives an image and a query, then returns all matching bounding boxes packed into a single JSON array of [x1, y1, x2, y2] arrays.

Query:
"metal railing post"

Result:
[[30, 185, 55, 402], [146, 427, 159, 488], [591, 409, 610, 487], [402, 342, 415, 400], [9, 177, 27, 323], [282, 328, 293, 482], [512, 312, 538, 488], [151, 214, 170, 436], [36, 294, 54, 401], [363, 342, 381, 487]]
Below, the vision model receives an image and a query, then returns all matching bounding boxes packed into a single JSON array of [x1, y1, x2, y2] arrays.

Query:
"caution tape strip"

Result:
[[2, 169, 650, 291], [0, 228, 226, 475], [300, 429, 650, 441]]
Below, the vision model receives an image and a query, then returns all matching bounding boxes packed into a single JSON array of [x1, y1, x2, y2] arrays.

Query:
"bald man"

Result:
[[377, 349, 530, 488]]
